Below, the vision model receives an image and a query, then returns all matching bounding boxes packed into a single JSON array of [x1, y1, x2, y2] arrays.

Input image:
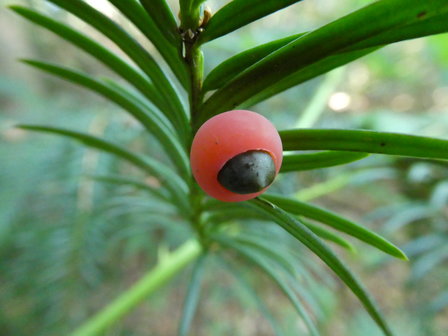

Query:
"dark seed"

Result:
[[218, 150, 276, 194]]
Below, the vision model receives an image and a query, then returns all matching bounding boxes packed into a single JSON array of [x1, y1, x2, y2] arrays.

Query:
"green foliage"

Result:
[[18, 124, 189, 210], [372, 157, 448, 324], [203, 33, 306, 92], [280, 151, 369, 173], [248, 197, 394, 336], [8, 5, 166, 107], [178, 254, 208, 336], [139, 0, 181, 45], [198, 0, 304, 44], [108, 0, 189, 87], [19, 60, 189, 175], [262, 194, 407, 259], [280, 129, 448, 160], [4, 0, 448, 335], [70, 240, 201, 336], [199, 0, 448, 123], [215, 234, 319, 336]]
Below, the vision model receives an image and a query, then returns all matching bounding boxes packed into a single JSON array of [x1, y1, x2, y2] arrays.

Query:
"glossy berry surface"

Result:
[[190, 110, 283, 202]]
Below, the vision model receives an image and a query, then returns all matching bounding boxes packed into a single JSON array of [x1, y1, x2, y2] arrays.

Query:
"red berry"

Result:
[[190, 110, 283, 202]]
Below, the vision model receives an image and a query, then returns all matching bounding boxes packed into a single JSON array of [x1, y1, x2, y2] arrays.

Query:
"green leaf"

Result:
[[249, 197, 395, 336], [402, 233, 446, 258], [205, 207, 264, 225], [178, 254, 207, 336], [248, 11, 448, 105], [179, 0, 202, 30], [214, 235, 319, 336], [22, 59, 190, 178], [382, 203, 430, 234], [280, 129, 448, 161], [343, 11, 448, 52], [101, 78, 176, 135], [216, 256, 285, 336], [281, 151, 369, 173], [299, 218, 356, 253], [293, 68, 345, 129], [410, 244, 448, 282], [139, 0, 180, 45], [9, 6, 170, 122], [263, 194, 407, 260], [238, 7, 448, 107], [198, 0, 304, 44], [203, 33, 305, 92], [199, 0, 448, 121], [191, 0, 207, 8], [427, 291, 448, 314], [18, 125, 189, 211], [243, 47, 377, 109], [233, 235, 297, 276], [46, 0, 189, 140], [88, 174, 170, 203], [106, 0, 189, 88], [192, 0, 207, 9], [70, 239, 202, 336], [179, 0, 191, 11], [205, 199, 355, 253]]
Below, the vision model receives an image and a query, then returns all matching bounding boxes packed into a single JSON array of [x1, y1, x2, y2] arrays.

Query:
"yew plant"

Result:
[[10, 0, 448, 335]]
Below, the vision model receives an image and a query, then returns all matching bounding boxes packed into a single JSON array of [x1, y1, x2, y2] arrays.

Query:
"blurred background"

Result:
[[1, 0, 447, 335]]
